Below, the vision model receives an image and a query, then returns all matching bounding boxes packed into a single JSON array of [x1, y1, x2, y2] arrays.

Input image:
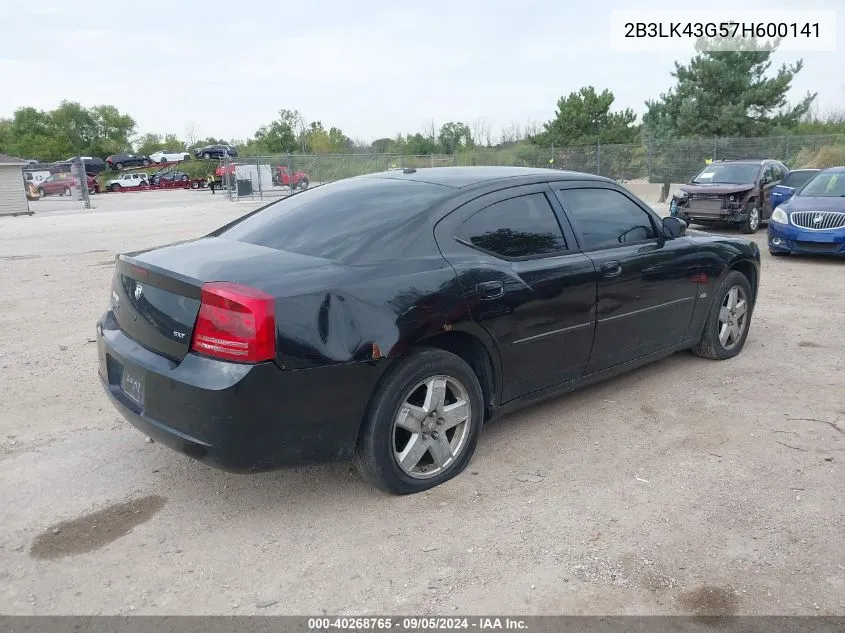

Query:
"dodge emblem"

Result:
[[134, 283, 143, 300]]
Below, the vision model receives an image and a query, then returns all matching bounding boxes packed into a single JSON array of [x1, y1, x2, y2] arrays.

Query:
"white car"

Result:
[[106, 173, 149, 192], [148, 150, 191, 164]]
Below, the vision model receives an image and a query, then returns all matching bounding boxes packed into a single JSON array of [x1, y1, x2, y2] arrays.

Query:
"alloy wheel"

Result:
[[718, 285, 748, 350], [392, 375, 472, 479], [749, 207, 760, 231]]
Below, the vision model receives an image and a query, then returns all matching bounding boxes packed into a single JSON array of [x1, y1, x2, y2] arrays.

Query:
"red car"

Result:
[[275, 165, 310, 190], [36, 173, 99, 197], [214, 164, 310, 190]]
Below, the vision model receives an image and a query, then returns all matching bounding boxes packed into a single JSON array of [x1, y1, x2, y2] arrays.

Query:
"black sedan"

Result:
[[193, 144, 238, 160], [106, 153, 151, 170], [96, 167, 760, 494]]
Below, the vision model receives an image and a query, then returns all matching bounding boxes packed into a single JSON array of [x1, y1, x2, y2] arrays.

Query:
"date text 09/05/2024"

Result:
[[624, 22, 820, 39], [307, 617, 528, 630]]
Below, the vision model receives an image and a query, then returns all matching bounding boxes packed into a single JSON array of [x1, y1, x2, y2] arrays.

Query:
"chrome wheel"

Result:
[[393, 375, 472, 479], [718, 285, 748, 350], [748, 207, 759, 231]]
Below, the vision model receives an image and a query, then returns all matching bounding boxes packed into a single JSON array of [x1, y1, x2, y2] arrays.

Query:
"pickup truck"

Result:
[[106, 173, 149, 192]]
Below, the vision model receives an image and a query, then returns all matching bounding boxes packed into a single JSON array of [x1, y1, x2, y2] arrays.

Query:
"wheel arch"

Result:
[[412, 328, 499, 419], [726, 257, 759, 306]]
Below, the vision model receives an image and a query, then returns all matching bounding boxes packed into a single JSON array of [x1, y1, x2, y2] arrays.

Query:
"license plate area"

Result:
[[120, 368, 145, 406]]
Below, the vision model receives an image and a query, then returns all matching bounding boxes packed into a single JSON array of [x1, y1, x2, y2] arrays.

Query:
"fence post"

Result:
[[430, 153, 434, 168], [316, 154, 320, 186], [550, 144, 554, 168], [256, 156, 263, 201], [595, 140, 599, 175], [286, 152, 293, 196], [647, 137, 653, 183], [713, 136, 717, 161]]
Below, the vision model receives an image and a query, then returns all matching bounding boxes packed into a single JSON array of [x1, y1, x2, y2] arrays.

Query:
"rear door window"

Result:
[[456, 193, 567, 258]]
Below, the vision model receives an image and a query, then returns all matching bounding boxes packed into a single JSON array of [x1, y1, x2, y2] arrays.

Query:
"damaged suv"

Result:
[[670, 159, 788, 234]]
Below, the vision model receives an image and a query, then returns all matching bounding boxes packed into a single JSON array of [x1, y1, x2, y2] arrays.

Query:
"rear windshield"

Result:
[[214, 177, 452, 262], [781, 170, 818, 189]]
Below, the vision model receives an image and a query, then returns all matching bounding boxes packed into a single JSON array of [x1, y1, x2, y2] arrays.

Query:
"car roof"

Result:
[[711, 159, 777, 165], [821, 165, 845, 173], [361, 166, 612, 188]]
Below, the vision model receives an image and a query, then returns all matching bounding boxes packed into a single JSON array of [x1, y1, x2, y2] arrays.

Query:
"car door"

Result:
[[552, 184, 700, 375], [759, 164, 778, 219], [434, 183, 599, 402]]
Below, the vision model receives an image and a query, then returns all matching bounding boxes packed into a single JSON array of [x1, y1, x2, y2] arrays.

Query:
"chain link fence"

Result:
[[221, 133, 845, 202]]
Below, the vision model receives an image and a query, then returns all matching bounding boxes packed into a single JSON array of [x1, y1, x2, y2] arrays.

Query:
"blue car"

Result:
[[770, 168, 820, 209], [768, 166, 845, 256]]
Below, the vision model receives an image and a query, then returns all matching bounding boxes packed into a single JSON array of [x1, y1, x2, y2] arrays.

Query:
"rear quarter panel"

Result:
[[247, 257, 475, 372], [685, 231, 761, 335]]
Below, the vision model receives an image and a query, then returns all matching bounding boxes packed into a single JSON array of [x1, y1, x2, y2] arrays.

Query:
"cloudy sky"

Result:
[[2, 0, 842, 143]]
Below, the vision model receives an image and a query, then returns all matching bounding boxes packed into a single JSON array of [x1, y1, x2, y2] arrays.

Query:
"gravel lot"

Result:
[[0, 189, 842, 616]]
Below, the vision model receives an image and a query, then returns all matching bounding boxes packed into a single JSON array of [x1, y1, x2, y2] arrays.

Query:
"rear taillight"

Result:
[[190, 282, 275, 363]]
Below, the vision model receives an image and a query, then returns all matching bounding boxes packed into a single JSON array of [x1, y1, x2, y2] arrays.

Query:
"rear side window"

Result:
[[456, 193, 567, 259], [556, 188, 657, 250], [215, 177, 451, 262]]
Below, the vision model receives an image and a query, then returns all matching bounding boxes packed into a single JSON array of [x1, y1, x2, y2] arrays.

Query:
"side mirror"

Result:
[[663, 216, 687, 239]]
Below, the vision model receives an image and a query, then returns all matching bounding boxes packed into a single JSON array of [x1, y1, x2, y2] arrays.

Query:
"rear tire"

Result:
[[691, 270, 753, 360], [63, 187, 71, 196], [116, 162, 124, 170], [159, 158, 168, 164], [142, 159, 150, 167], [354, 348, 484, 495]]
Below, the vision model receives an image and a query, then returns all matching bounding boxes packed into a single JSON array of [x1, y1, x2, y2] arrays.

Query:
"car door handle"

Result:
[[600, 261, 622, 278], [476, 281, 504, 300]]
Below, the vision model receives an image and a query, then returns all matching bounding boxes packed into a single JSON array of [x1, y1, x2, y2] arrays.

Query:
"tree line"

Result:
[[2, 37, 843, 164]]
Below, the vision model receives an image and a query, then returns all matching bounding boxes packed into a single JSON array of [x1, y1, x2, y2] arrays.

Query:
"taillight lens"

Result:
[[190, 282, 275, 363]]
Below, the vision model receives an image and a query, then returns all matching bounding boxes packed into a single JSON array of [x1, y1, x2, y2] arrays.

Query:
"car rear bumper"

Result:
[[768, 222, 845, 255], [96, 310, 383, 471]]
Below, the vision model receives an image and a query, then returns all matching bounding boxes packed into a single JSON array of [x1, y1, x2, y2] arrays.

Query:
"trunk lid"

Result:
[[111, 237, 330, 361]]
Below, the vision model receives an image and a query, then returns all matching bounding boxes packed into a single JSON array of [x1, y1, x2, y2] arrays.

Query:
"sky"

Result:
[[2, 0, 843, 143]]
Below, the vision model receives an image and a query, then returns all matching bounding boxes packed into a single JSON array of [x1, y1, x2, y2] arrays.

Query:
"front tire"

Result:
[[691, 270, 753, 360], [203, 152, 211, 160], [741, 204, 760, 234], [354, 348, 484, 494]]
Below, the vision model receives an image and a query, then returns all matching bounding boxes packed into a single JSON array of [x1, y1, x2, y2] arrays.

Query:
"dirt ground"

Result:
[[0, 189, 842, 616]]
